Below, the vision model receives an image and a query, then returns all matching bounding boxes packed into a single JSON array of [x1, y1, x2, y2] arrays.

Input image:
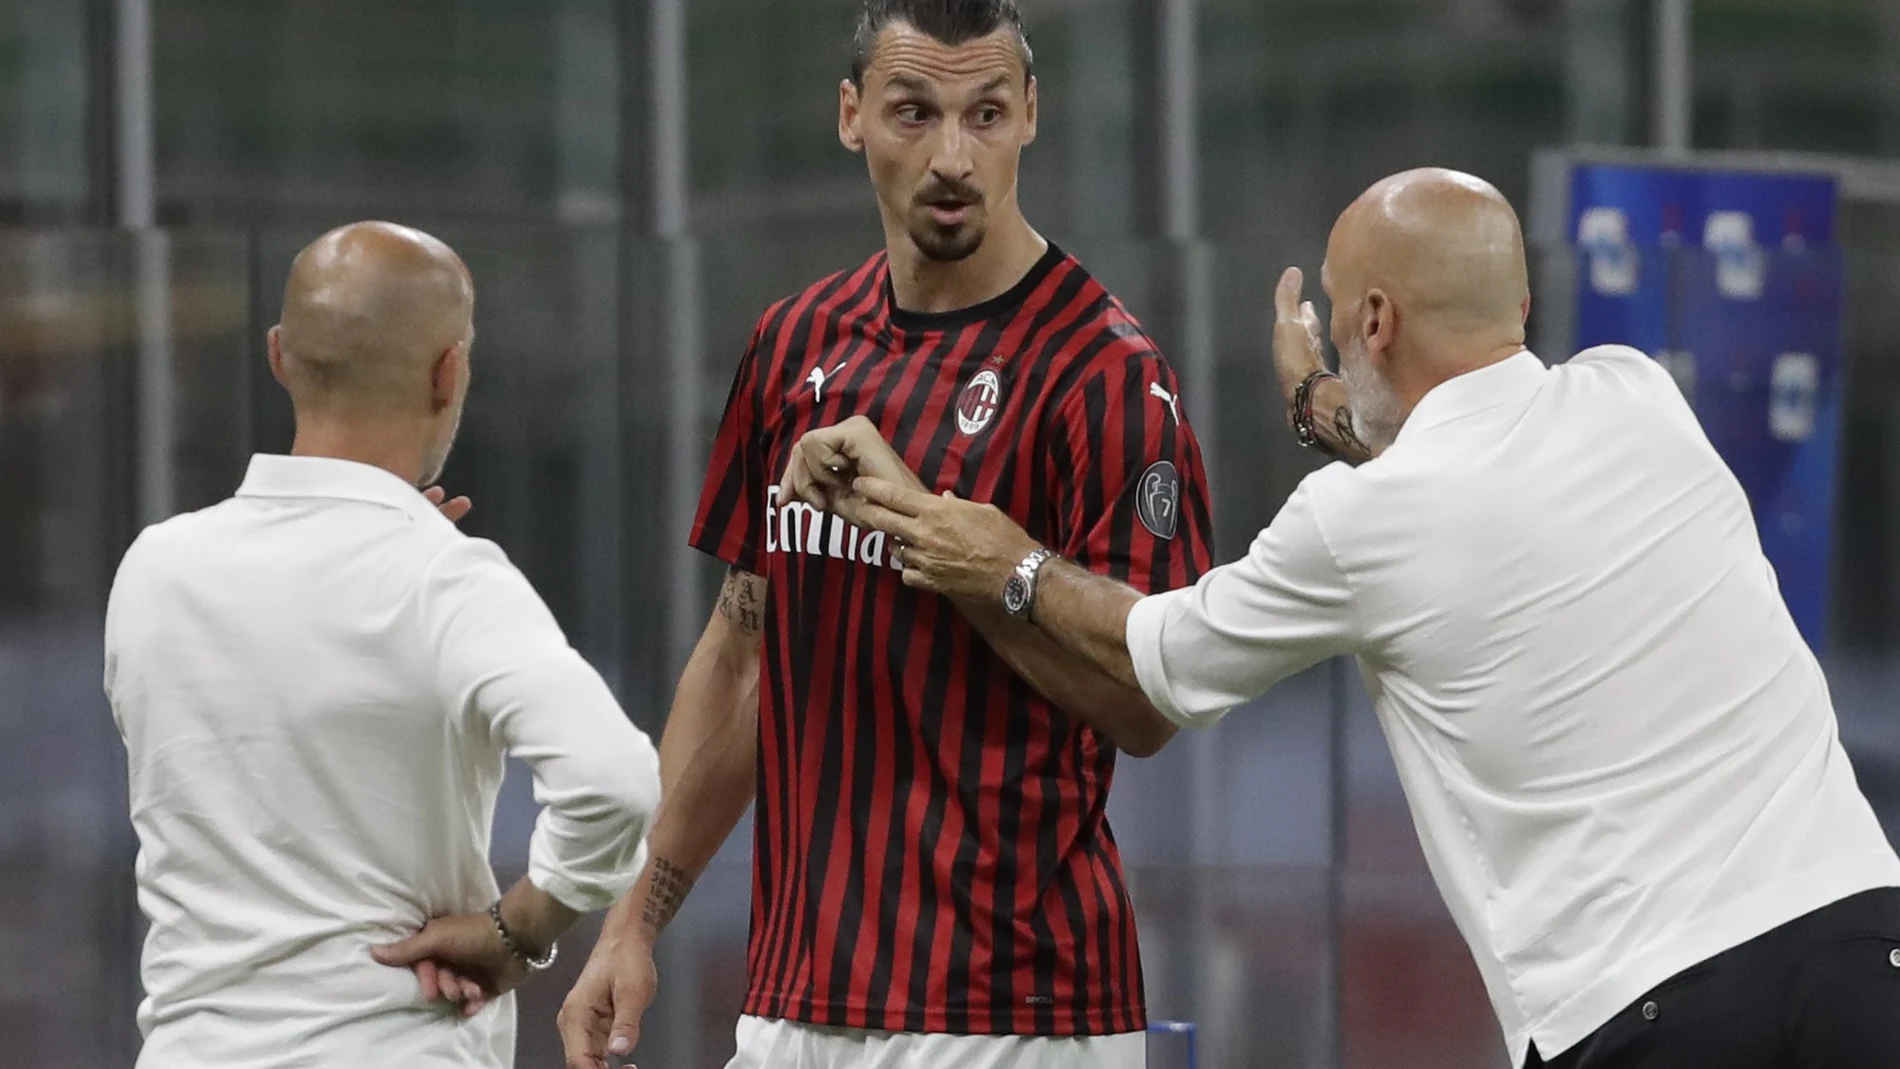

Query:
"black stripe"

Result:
[[1103, 362, 1148, 583], [901, 592, 959, 1031], [984, 664, 1032, 1031], [857, 526, 909, 1019], [1117, 364, 1162, 588], [818, 524, 876, 1017], [1024, 712, 1070, 1036], [1077, 375, 1111, 562], [694, 348, 764, 563], [1082, 819, 1123, 1032], [1091, 809, 1143, 1029]]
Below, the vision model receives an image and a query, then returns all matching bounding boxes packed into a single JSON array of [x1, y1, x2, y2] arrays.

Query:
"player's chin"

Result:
[[910, 219, 985, 263]]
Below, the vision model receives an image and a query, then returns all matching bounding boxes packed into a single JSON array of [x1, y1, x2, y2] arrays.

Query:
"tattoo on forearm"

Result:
[[642, 857, 695, 935], [716, 567, 766, 635], [1329, 404, 1374, 465]]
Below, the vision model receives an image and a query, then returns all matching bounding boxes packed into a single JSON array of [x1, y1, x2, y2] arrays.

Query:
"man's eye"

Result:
[[976, 107, 1003, 125], [895, 105, 928, 123]]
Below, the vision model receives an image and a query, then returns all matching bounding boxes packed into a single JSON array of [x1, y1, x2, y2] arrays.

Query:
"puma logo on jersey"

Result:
[[1148, 382, 1180, 424], [806, 361, 847, 404]]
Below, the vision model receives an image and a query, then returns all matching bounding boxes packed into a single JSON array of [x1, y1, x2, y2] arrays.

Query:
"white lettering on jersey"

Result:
[[765, 486, 896, 568]]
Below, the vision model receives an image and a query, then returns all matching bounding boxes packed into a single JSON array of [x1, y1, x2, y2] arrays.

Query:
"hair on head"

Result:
[[850, 0, 1033, 85]]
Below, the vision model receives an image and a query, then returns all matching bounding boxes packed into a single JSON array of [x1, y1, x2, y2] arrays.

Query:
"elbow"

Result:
[[612, 772, 664, 830], [615, 742, 665, 826], [577, 740, 664, 829], [1112, 709, 1179, 759]]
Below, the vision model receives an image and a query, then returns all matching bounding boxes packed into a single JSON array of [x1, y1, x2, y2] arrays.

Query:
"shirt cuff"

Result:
[[529, 840, 648, 914], [1125, 590, 1198, 729]]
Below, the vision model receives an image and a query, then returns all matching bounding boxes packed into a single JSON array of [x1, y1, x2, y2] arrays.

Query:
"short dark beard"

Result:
[[910, 220, 984, 262]]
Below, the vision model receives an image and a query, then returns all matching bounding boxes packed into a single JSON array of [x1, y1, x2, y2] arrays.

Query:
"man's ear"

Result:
[[1363, 288, 1396, 359], [839, 78, 865, 153], [266, 325, 289, 390], [1022, 76, 1038, 146], [429, 344, 462, 414]]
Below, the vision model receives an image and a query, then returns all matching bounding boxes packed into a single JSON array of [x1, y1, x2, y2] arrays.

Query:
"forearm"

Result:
[[1023, 560, 1149, 691], [498, 874, 582, 959], [953, 594, 1174, 757], [608, 622, 760, 943]]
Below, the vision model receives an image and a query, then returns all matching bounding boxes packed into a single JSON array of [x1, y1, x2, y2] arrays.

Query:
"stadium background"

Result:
[[5, 0, 1900, 1066]]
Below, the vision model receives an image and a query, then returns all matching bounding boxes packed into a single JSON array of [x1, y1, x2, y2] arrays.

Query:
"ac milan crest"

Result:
[[956, 368, 1002, 436]]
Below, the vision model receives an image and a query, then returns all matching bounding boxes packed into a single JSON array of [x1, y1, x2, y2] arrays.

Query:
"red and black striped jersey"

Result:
[[689, 243, 1215, 1036]]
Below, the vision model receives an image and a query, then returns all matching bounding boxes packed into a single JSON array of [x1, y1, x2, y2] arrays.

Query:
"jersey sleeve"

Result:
[[688, 316, 772, 574], [1046, 348, 1215, 596]]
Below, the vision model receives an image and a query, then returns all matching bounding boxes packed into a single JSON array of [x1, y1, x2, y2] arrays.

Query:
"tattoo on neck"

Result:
[[716, 567, 766, 635], [1330, 404, 1373, 464], [642, 857, 695, 935]]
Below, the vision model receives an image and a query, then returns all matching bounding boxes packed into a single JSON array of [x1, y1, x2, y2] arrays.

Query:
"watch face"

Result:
[[1003, 574, 1030, 615]]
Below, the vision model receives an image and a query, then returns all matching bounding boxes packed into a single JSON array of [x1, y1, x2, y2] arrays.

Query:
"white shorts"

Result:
[[723, 1015, 1148, 1069]]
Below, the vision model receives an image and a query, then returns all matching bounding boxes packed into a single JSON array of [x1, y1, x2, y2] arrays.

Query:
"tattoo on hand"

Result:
[[1330, 404, 1374, 464], [716, 567, 766, 635], [642, 857, 695, 935]]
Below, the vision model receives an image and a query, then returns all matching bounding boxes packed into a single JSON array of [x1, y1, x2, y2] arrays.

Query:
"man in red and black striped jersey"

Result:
[[559, 3, 1212, 1067]]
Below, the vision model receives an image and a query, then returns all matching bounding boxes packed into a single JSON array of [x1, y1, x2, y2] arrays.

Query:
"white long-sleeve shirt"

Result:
[[105, 454, 661, 1069], [1125, 346, 1900, 1064]]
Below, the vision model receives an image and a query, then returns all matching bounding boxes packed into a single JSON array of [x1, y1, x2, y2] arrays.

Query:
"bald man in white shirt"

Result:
[[105, 221, 661, 1069], [799, 169, 1900, 1068]]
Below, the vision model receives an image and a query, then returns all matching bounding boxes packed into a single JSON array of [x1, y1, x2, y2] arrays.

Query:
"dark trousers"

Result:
[[1525, 887, 1900, 1069]]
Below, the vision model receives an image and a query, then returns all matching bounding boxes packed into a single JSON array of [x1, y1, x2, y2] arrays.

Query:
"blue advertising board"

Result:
[[1565, 162, 1843, 649]]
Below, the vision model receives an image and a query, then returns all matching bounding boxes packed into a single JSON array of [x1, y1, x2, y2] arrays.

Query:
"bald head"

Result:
[[1325, 168, 1529, 345], [274, 221, 473, 414]]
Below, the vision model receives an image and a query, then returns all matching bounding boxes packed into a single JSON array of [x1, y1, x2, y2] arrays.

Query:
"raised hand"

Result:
[[423, 485, 473, 523], [1272, 266, 1330, 412]]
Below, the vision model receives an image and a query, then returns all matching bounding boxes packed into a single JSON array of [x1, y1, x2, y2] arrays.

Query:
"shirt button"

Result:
[[1641, 1000, 1659, 1021], [1888, 948, 1900, 968]]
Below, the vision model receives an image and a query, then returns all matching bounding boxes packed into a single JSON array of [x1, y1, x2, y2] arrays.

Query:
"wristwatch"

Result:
[[1003, 548, 1057, 621]]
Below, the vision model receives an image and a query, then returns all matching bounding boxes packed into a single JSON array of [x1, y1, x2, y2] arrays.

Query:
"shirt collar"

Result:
[[1393, 349, 1547, 444], [235, 454, 441, 523]]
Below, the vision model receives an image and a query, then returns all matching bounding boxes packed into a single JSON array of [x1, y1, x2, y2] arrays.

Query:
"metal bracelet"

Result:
[[488, 899, 558, 971], [1291, 369, 1340, 454]]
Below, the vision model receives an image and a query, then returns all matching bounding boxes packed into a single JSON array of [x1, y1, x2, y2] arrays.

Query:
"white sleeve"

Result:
[[1123, 476, 1358, 728], [421, 538, 662, 912]]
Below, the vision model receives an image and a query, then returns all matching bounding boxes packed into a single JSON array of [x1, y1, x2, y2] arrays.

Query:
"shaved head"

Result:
[[268, 221, 475, 487], [1319, 168, 1531, 449], [1327, 167, 1528, 334], [275, 221, 473, 413]]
